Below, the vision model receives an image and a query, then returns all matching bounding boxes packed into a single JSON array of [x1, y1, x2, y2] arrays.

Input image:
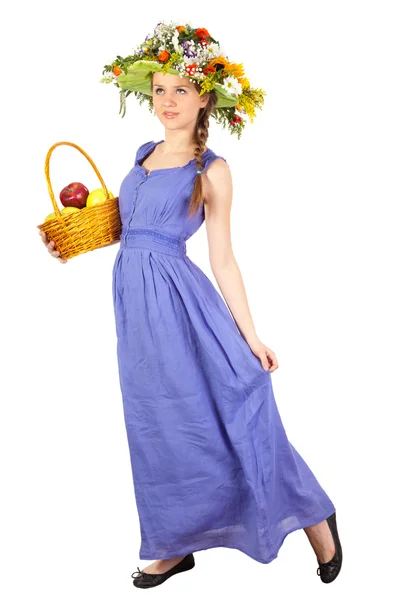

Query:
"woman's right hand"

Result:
[[39, 230, 68, 263]]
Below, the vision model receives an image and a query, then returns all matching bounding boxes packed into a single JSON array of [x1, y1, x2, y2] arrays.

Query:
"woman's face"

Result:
[[151, 71, 210, 131]]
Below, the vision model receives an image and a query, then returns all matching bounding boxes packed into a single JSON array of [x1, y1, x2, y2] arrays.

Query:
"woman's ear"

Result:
[[199, 92, 210, 109]]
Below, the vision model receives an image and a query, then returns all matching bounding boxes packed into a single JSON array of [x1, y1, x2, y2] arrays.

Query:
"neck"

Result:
[[162, 130, 207, 153]]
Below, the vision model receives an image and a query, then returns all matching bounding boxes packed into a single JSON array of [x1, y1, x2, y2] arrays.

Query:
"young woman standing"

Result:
[[42, 20, 342, 589]]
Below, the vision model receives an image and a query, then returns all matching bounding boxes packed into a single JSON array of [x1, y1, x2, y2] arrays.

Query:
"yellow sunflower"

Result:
[[224, 62, 245, 78], [208, 56, 230, 69]]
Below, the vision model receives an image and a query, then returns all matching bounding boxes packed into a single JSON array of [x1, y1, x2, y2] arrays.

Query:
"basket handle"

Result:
[[44, 141, 112, 217]]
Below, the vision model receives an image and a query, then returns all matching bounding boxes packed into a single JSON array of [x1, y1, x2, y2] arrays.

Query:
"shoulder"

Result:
[[202, 149, 231, 180], [201, 150, 232, 204], [135, 140, 155, 162]]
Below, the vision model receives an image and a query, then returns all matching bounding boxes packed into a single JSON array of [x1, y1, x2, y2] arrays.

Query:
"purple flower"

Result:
[[181, 41, 196, 58]]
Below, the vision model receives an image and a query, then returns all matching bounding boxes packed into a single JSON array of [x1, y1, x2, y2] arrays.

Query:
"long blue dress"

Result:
[[112, 139, 335, 563]]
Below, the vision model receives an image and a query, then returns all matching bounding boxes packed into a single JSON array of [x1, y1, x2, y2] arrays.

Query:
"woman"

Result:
[[41, 21, 342, 589]]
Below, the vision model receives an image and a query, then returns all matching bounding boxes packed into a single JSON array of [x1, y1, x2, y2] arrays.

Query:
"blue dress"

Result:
[[112, 139, 335, 563]]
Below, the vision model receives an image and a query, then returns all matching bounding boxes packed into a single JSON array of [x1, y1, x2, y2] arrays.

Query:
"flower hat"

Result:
[[100, 21, 267, 139]]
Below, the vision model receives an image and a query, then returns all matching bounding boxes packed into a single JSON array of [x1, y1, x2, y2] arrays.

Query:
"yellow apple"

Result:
[[45, 212, 56, 222], [86, 188, 114, 207], [61, 206, 80, 216]]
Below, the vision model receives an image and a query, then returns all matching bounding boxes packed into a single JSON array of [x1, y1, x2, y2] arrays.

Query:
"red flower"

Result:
[[202, 65, 216, 77], [185, 63, 198, 76], [195, 27, 210, 40]]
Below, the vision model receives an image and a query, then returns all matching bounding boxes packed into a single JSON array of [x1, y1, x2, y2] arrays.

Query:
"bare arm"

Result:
[[202, 159, 278, 372]]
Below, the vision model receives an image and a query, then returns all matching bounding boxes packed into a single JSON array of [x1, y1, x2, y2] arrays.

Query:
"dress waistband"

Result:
[[121, 227, 187, 257]]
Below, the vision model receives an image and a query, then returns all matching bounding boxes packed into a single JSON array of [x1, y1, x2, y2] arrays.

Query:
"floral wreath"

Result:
[[100, 21, 267, 139]]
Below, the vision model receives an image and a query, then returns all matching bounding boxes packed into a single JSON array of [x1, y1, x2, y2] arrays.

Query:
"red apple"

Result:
[[60, 182, 89, 209]]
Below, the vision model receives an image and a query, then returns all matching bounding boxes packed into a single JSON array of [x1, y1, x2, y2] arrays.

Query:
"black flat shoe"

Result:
[[316, 512, 343, 583], [131, 553, 195, 588]]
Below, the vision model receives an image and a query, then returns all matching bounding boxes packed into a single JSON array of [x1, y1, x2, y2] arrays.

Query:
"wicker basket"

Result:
[[37, 141, 122, 260]]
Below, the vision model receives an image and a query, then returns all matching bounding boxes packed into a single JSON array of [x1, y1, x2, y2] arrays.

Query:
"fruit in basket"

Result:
[[60, 182, 89, 209], [61, 207, 80, 216], [44, 206, 80, 222], [86, 187, 114, 207]]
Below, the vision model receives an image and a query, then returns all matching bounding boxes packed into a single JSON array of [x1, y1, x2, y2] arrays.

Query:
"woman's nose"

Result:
[[163, 96, 177, 107]]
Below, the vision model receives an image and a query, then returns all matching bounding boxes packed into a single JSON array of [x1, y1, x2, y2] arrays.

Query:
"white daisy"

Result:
[[221, 75, 242, 96], [204, 43, 223, 59]]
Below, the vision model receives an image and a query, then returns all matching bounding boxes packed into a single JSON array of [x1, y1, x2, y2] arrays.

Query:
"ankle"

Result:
[[304, 521, 336, 563]]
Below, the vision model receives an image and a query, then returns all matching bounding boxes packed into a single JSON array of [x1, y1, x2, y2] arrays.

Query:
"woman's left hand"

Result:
[[248, 339, 279, 373]]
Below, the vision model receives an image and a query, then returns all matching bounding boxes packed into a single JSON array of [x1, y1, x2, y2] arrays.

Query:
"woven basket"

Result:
[[37, 141, 121, 260]]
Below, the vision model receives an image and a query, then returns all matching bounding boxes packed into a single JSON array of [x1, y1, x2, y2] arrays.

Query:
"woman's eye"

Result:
[[155, 89, 185, 94]]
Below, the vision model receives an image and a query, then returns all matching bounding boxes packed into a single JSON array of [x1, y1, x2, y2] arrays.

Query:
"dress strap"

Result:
[[134, 140, 156, 164], [199, 150, 228, 174]]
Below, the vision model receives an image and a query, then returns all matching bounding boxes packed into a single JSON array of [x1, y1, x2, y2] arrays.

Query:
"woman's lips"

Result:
[[163, 112, 179, 119]]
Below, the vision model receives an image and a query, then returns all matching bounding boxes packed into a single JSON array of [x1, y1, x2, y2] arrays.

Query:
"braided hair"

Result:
[[189, 84, 218, 218]]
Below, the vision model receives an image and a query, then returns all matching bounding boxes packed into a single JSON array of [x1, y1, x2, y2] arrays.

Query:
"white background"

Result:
[[1, 2, 399, 598]]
